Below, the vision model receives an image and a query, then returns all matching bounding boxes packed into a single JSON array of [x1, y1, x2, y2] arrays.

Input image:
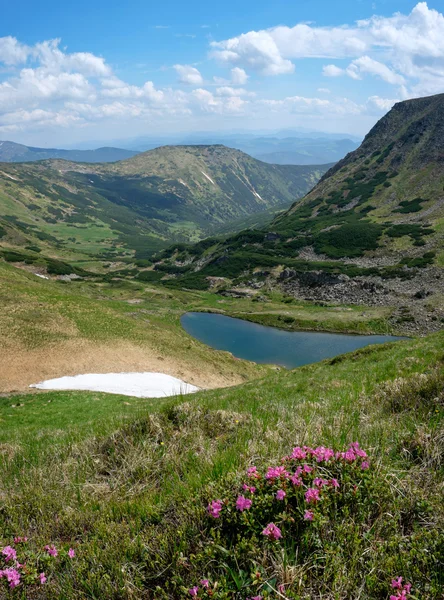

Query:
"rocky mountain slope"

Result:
[[0, 145, 329, 264], [150, 95, 444, 333]]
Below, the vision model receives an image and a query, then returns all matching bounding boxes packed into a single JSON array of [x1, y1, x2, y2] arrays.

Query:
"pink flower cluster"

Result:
[[262, 523, 282, 540], [207, 500, 223, 518], [390, 577, 412, 600], [0, 567, 21, 589], [0, 538, 75, 590], [205, 441, 370, 545], [188, 578, 210, 596], [236, 495, 253, 511]]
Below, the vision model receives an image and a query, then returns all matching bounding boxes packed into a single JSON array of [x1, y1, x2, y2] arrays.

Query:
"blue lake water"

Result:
[[181, 312, 406, 369]]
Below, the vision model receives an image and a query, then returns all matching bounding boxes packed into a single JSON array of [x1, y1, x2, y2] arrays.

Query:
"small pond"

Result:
[[181, 312, 407, 369]]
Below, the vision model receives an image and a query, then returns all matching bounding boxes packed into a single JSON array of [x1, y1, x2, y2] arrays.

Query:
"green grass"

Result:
[[0, 331, 443, 598]]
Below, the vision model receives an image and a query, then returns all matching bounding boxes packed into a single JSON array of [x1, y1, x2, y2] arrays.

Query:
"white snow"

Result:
[[201, 171, 216, 185], [35, 273, 49, 280], [30, 372, 200, 398], [254, 191, 263, 200], [0, 171, 18, 181]]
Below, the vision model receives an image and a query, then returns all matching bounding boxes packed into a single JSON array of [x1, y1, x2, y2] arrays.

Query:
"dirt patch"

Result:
[[0, 339, 247, 394]]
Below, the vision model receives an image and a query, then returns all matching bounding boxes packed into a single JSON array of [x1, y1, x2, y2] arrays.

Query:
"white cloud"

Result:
[[230, 67, 249, 85], [343, 56, 405, 85], [323, 64, 345, 77], [210, 2, 444, 96], [0, 36, 30, 65], [192, 88, 249, 113], [366, 95, 398, 113], [215, 86, 254, 97], [100, 77, 164, 101], [174, 64, 204, 85], [317, 87, 331, 93]]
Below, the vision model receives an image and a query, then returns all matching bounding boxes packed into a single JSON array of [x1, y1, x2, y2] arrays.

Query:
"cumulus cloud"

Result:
[[366, 95, 398, 113], [174, 64, 204, 85], [323, 65, 345, 77], [230, 67, 249, 85], [211, 2, 444, 96], [0, 36, 30, 65]]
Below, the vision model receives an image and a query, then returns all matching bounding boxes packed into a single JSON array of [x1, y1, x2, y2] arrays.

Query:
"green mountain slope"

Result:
[[0, 146, 329, 264], [0, 140, 138, 163], [149, 96, 444, 332], [275, 93, 444, 259]]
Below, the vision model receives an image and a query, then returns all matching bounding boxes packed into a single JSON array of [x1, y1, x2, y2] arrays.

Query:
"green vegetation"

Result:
[[0, 146, 329, 270], [1, 328, 443, 598]]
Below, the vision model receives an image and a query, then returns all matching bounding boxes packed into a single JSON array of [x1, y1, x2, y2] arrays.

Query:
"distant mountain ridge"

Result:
[[0, 140, 139, 163]]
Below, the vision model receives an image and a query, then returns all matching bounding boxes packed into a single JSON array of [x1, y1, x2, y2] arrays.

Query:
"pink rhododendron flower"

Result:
[[330, 478, 340, 488], [189, 586, 199, 596], [13, 537, 27, 544], [262, 522, 282, 540], [303, 464, 313, 474], [278, 584, 286, 593], [291, 446, 307, 460], [276, 489, 286, 500], [305, 488, 321, 504], [207, 500, 223, 518], [304, 510, 314, 521], [361, 461, 370, 470], [312, 446, 335, 462], [45, 545, 58, 557], [247, 466, 260, 479], [390, 577, 412, 599], [350, 442, 368, 458], [344, 449, 356, 462], [290, 474, 302, 486], [1, 546, 17, 562], [242, 484, 256, 493], [265, 466, 289, 480], [236, 495, 252, 511], [68, 548, 75, 558], [0, 568, 21, 588], [249, 596, 263, 600], [200, 579, 209, 588], [313, 477, 328, 488], [39, 573, 47, 585]]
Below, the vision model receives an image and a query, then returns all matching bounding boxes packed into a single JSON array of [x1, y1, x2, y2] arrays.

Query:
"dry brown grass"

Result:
[[0, 338, 249, 393]]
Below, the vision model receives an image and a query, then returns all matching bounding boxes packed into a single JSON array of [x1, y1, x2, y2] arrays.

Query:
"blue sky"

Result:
[[1, 0, 444, 146]]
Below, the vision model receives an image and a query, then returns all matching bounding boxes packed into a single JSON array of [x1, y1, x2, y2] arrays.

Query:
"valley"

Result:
[[0, 94, 443, 599], [0, 146, 329, 266]]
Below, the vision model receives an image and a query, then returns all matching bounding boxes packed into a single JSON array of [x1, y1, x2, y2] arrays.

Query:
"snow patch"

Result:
[[35, 273, 49, 280], [254, 191, 263, 200], [30, 372, 200, 398], [0, 171, 18, 181], [201, 171, 216, 185]]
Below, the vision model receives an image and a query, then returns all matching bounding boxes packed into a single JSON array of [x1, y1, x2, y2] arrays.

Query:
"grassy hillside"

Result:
[[0, 260, 398, 394], [147, 96, 444, 333], [1, 324, 442, 598], [0, 146, 329, 267], [275, 93, 444, 262]]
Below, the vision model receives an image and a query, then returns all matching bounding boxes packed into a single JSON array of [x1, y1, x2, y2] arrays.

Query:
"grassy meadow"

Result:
[[0, 260, 443, 598], [0, 329, 443, 598]]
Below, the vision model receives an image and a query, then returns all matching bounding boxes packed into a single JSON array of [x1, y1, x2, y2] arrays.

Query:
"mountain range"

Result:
[[0, 145, 329, 264], [0, 141, 139, 163], [151, 94, 444, 327], [0, 130, 359, 166]]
